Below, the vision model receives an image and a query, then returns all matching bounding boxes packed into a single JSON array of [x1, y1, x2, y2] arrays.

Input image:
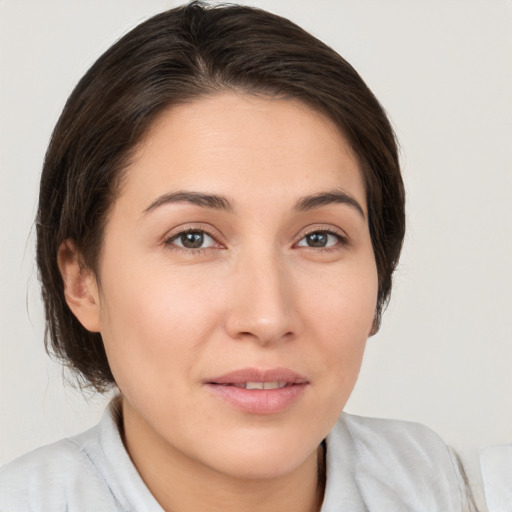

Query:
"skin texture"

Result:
[[59, 93, 379, 512]]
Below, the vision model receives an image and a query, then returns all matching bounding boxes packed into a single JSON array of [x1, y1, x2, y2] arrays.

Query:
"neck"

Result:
[[121, 399, 325, 512]]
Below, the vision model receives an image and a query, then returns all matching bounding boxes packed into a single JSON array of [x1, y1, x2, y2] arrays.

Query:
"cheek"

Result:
[[302, 256, 378, 343], [300, 259, 377, 401], [97, 260, 223, 391]]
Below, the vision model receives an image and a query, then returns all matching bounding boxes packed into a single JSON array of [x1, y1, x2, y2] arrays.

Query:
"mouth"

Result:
[[229, 381, 290, 390], [205, 368, 309, 414], [206, 367, 308, 386]]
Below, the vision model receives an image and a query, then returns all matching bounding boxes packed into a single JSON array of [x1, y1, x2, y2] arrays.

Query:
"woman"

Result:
[[0, 2, 479, 510]]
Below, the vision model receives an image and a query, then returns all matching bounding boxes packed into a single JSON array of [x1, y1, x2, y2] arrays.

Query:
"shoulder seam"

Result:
[[65, 437, 125, 510]]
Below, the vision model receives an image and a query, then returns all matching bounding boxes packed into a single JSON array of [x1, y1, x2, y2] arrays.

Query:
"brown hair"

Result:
[[37, 1, 405, 391]]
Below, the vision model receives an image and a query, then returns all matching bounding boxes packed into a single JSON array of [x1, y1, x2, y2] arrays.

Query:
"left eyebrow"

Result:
[[143, 191, 234, 214], [294, 190, 366, 219]]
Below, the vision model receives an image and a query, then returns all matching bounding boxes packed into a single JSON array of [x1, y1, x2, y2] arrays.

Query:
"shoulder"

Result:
[[480, 444, 512, 512], [323, 414, 470, 511], [338, 412, 453, 463], [0, 424, 119, 511]]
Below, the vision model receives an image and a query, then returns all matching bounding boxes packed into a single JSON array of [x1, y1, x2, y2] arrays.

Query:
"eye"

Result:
[[296, 230, 344, 249], [166, 230, 217, 250]]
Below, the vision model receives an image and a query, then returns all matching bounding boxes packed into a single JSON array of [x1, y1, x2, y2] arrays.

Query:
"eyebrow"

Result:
[[295, 190, 366, 219], [143, 188, 365, 218], [143, 191, 234, 214]]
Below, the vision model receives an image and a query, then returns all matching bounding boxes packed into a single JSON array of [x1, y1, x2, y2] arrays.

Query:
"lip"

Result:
[[205, 367, 309, 415]]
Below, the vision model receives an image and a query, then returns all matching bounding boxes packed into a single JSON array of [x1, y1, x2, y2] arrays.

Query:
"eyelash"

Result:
[[298, 228, 348, 252], [164, 227, 220, 255], [163, 227, 348, 254]]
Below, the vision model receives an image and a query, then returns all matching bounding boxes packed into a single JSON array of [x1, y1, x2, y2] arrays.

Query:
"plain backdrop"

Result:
[[1, 0, 511, 500]]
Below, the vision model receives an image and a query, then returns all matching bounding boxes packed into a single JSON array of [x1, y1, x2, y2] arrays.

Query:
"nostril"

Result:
[[232, 329, 295, 346], [224, 280, 299, 344]]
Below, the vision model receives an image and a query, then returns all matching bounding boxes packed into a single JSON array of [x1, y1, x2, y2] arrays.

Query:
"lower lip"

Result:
[[206, 383, 308, 414]]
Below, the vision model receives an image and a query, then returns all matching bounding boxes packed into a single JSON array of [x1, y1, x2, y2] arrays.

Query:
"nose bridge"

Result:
[[226, 244, 296, 344]]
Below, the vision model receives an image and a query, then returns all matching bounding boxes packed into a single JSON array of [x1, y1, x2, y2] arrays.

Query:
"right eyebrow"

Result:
[[294, 189, 366, 219], [143, 191, 234, 214]]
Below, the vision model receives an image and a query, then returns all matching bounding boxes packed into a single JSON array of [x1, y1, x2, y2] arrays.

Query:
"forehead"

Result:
[[118, 92, 366, 214]]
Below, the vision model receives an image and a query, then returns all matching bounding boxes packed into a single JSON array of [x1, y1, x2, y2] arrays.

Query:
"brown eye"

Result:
[[297, 231, 341, 248], [168, 230, 216, 249]]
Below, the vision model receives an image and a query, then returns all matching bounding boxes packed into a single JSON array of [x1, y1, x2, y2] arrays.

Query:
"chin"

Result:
[[199, 431, 320, 481], [219, 453, 310, 481]]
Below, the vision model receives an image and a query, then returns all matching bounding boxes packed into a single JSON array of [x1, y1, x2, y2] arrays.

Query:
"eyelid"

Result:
[[163, 224, 225, 251], [292, 225, 350, 253], [294, 225, 349, 245]]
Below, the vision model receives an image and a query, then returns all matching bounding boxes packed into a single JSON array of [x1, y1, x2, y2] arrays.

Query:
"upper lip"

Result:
[[206, 367, 309, 385]]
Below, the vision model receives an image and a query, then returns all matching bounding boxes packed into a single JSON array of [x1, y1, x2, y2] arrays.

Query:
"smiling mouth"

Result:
[[205, 368, 308, 414]]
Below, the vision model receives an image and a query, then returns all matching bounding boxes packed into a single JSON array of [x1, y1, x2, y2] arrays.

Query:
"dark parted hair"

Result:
[[37, 1, 405, 391]]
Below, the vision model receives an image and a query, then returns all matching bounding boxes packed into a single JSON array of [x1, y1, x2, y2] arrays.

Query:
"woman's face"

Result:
[[88, 93, 378, 479]]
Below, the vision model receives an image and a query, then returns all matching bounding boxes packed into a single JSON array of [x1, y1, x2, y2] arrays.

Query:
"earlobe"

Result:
[[57, 240, 101, 333]]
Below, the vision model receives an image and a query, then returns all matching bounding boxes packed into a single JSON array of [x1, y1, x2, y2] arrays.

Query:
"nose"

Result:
[[224, 249, 299, 346]]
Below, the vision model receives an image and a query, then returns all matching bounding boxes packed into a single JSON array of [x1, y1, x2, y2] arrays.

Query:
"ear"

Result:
[[57, 240, 101, 333]]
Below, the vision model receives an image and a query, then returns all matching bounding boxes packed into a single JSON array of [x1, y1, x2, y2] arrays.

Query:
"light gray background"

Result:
[[1, 0, 511, 493]]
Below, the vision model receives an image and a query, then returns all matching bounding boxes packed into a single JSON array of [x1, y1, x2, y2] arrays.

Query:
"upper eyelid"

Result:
[[165, 224, 223, 242], [295, 231, 346, 247], [168, 227, 214, 239], [301, 227, 345, 237], [296, 225, 348, 242], [168, 229, 215, 243]]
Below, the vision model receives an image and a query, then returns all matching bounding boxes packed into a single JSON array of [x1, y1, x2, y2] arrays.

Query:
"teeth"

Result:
[[246, 382, 264, 390], [243, 381, 287, 390]]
